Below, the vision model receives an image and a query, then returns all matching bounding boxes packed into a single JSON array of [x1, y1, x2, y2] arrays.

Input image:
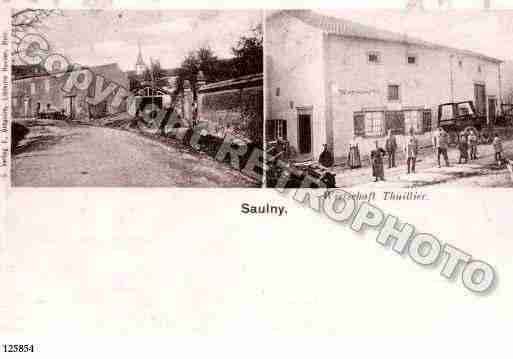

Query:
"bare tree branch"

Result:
[[11, 8, 62, 58]]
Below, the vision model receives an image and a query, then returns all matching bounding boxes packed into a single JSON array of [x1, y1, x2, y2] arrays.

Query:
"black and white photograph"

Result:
[[11, 9, 263, 187], [265, 8, 513, 188], [2, 1, 513, 356]]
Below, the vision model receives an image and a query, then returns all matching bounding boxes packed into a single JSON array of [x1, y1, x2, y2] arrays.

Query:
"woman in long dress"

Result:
[[371, 140, 386, 181], [347, 136, 362, 169]]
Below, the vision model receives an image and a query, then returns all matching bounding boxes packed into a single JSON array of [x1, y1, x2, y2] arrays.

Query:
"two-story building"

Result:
[[266, 10, 503, 162], [12, 63, 129, 120]]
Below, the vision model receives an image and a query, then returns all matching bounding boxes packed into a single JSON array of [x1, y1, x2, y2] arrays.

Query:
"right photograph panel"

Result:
[[265, 9, 513, 188]]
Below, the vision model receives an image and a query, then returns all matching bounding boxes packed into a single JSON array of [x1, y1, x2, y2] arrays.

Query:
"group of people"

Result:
[[367, 129, 419, 181], [346, 127, 506, 182], [448, 127, 504, 167], [455, 128, 479, 164]]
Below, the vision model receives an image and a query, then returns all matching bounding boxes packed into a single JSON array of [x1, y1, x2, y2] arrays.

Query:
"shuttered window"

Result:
[[387, 85, 400, 101]]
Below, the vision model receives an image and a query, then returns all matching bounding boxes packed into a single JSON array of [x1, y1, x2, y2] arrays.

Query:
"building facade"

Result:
[[266, 10, 503, 162], [12, 63, 129, 120]]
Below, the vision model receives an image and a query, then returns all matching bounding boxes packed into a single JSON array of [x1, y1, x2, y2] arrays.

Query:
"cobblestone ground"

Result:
[[11, 120, 259, 187]]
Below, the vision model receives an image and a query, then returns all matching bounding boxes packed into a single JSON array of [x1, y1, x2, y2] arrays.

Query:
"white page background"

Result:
[[2, 0, 512, 358]]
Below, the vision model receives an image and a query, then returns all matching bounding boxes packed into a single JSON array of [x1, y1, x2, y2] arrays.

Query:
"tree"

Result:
[[143, 59, 168, 88], [197, 47, 218, 82], [11, 9, 62, 58], [231, 24, 263, 77], [176, 48, 219, 101]]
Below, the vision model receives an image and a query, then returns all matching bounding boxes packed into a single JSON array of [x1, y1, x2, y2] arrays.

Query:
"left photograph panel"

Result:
[[10, 9, 263, 187]]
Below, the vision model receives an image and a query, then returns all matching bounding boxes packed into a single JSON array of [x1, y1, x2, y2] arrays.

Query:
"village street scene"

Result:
[[265, 8, 513, 188], [11, 9, 263, 187]]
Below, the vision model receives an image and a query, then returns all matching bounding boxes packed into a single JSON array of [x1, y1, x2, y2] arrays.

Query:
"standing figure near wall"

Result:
[[385, 129, 397, 168], [404, 128, 419, 174], [468, 130, 478, 160], [432, 127, 450, 167], [492, 133, 504, 166], [370, 140, 386, 181], [458, 130, 469, 164], [347, 136, 362, 169]]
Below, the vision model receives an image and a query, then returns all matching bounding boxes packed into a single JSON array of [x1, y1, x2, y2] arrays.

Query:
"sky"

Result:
[[316, 8, 513, 61], [37, 10, 262, 71]]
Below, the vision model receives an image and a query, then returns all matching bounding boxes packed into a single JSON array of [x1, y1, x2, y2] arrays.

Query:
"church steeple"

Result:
[[135, 40, 146, 76]]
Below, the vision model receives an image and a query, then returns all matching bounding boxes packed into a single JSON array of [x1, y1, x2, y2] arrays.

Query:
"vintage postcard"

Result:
[[1, 0, 512, 356], [9, 9, 263, 187]]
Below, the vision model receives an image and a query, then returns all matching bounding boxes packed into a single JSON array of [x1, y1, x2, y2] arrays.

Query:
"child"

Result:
[[492, 133, 503, 166]]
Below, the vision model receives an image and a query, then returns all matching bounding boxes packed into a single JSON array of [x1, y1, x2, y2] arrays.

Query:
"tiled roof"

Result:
[[276, 10, 502, 63]]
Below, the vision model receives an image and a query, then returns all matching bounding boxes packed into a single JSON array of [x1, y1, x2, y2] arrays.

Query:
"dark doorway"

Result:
[[474, 84, 486, 116], [488, 98, 497, 125], [298, 113, 312, 154]]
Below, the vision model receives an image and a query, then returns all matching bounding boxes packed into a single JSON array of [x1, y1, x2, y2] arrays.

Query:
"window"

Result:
[[422, 110, 432, 133], [441, 104, 454, 121], [356, 109, 431, 137], [364, 112, 384, 137], [30, 82, 36, 95], [367, 51, 381, 64], [404, 110, 422, 133], [458, 60, 463, 68], [457, 102, 474, 116], [478, 65, 483, 73], [407, 55, 417, 65], [387, 85, 400, 101], [275, 87, 280, 96], [13, 97, 18, 106], [266, 119, 287, 141], [276, 119, 287, 140], [44, 79, 50, 93]]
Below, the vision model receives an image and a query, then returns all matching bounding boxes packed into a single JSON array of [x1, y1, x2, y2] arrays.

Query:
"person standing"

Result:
[[492, 133, 504, 166], [468, 130, 478, 160], [433, 127, 450, 167], [319, 144, 334, 168], [370, 140, 386, 181], [458, 131, 469, 164], [385, 129, 398, 168], [404, 128, 419, 174], [347, 136, 362, 169]]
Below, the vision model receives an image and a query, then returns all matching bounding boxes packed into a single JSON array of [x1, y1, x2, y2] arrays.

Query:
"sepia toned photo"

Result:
[[11, 9, 263, 187], [265, 9, 513, 189]]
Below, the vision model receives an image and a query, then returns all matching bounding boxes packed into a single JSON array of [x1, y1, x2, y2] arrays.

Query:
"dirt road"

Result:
[[11, 122, 258, 187]]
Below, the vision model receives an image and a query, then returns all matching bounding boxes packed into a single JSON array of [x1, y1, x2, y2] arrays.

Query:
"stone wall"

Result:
[[197, 73, 263, 144]]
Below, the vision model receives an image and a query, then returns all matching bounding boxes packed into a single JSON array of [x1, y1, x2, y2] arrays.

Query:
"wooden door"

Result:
[[298, 114, 312, 154]]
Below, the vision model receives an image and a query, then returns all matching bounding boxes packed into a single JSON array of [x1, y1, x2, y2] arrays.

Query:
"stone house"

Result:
[[12, 63, 129, 120], [266, 10, 503, 162]]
